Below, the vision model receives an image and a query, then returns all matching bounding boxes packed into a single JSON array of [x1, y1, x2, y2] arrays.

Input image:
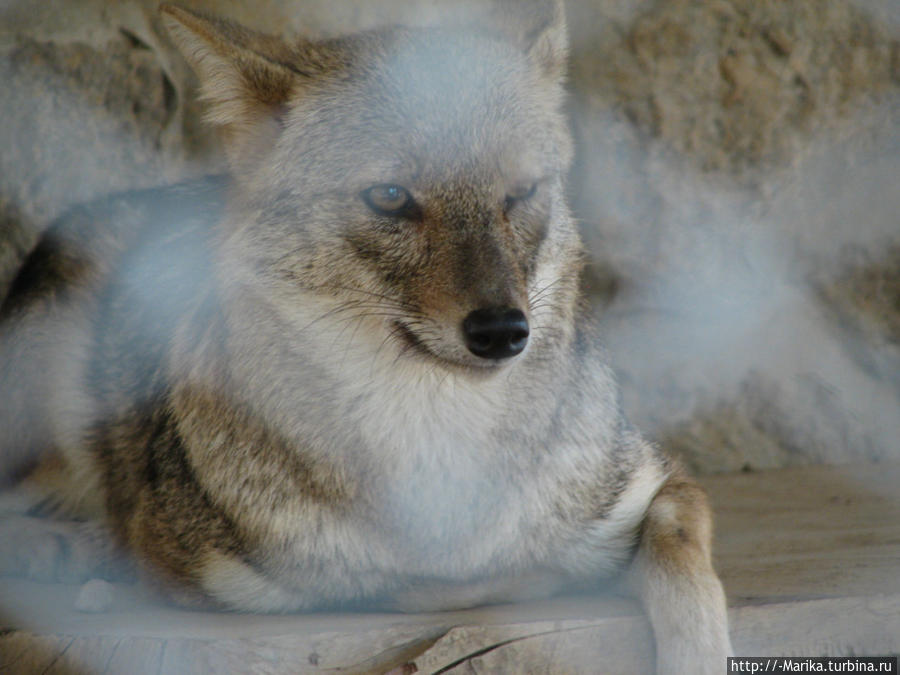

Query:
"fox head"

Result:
[[162, 1, 582, 372]]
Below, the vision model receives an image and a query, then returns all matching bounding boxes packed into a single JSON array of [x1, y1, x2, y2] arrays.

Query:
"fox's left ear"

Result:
[[160, 4, 308, 174], [485, 0, 568, 80]]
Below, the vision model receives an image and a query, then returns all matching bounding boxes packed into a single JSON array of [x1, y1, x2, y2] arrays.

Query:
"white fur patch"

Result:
[[200, 551, 306, 612]]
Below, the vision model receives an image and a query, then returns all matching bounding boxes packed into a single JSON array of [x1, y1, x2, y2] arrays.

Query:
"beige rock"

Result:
[[0, 0, 899, 474], [569, 0, 900, 176]]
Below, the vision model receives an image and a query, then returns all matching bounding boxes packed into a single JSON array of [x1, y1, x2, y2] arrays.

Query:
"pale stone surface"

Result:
[[566, 0, 900, 470], [569, 0, 900, 175], [2, 462, 899, 673]]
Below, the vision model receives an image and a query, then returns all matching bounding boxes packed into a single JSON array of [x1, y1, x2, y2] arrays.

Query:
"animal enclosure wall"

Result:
[[2, 0, 898, 475]]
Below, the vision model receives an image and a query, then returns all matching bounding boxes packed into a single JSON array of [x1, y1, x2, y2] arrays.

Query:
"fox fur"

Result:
[[0, 1, 731, 671]]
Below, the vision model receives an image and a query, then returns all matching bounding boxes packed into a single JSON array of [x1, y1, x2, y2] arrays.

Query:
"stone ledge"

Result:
[[2, 462, 899, 674]]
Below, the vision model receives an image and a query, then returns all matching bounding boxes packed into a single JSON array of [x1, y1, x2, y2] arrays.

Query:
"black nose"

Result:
[[462, 307, 529, 360]]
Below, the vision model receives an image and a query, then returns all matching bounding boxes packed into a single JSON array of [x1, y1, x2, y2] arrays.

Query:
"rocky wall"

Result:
[[1, 0, 897, 473]]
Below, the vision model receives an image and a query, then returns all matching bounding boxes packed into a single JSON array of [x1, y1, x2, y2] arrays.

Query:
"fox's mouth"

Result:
[[391, 319, 521, 372], [392, 319, 479, 371], [393, 320, 432, 358]]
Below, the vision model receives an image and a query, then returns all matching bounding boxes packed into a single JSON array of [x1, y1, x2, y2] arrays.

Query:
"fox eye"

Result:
[[504, 182, 538, 213], [362, 184, 418, 219]]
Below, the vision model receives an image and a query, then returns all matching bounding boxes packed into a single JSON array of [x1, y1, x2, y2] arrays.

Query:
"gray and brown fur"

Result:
[[0, 2, 731, 671]]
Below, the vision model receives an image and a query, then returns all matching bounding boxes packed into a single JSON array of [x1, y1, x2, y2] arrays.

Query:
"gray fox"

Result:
[[0, 2, 731, 671]]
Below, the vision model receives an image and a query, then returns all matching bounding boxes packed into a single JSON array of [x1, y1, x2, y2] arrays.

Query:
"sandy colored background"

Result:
[[1, 0, 898, 474]]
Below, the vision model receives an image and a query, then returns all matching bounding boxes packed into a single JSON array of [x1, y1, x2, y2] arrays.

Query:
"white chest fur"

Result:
[[230, 294, 664, 585]]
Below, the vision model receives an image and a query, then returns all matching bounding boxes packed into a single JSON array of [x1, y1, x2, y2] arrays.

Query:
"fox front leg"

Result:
[[630, 468, 733, 675]]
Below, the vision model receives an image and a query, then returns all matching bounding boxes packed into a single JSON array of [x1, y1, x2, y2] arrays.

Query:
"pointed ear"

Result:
[[160, 4, 304, 173], [484, 0, 568, 80]]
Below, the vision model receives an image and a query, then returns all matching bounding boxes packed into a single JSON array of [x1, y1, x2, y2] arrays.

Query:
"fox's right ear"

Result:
[[160, 4, 307, 173]]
